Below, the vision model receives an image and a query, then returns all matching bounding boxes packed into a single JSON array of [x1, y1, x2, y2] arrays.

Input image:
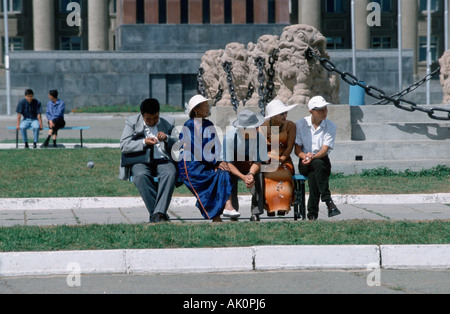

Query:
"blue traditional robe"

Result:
[[177, 118, 233, 220]]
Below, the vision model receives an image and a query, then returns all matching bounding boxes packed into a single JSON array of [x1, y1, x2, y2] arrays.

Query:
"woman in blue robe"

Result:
[[177, 95, 236, 222]]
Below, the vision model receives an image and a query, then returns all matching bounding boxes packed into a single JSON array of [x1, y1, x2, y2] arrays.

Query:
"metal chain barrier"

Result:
[[265, 49, 279, 103], [305, 48, 450, 121], [197, 67, 208, 99], [222, 61, 240, 113], [255, 56, 267, 115], [370, 67, 440, 106]]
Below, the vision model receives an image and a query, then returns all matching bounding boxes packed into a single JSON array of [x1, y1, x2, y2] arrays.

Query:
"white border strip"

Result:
[[1, 245, 449, 277], [0, 194, 449, 211]]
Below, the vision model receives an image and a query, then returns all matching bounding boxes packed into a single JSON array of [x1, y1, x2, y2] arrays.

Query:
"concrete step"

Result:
[[352, 122, 450, 141], [330, 140, 450, 161]]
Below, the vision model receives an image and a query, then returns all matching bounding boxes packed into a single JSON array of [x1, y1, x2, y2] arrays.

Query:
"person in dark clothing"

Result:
[[43, 90, 66, 148], [16, 89, 43, 149]]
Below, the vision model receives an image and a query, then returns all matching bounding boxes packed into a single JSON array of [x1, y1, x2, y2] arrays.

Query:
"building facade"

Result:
[[0, 0, 117, 56], [0, 0, 447, 115], [0, 0, 448, 76]]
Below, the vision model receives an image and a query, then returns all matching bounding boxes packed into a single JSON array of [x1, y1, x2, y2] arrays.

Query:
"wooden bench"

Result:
[[130, 173, 307, 221], [7, 126, 90, 148]]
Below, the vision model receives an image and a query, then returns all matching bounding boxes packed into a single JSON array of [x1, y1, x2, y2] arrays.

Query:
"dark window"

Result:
[[159, 0, 167, 23], [202, 0, 210, 24], [326, 0, 345, 13], [268, 0, 275, 23], [224, 0, 232, 24], [136, 0, 144, 24], [181, 0, 189, 24], [246, 0, 254, 23]]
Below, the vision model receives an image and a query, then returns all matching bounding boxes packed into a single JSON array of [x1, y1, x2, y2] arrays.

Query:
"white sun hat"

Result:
[[185, 95, 211, 116], [264, 99, 297, 120], [308, 96, 331, 110]]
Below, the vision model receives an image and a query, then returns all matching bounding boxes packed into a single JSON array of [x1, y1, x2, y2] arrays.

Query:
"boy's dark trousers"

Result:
[[298, 155, 332, 219]]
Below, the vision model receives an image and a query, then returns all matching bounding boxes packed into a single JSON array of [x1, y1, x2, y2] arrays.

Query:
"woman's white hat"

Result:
[[264, 99, 297, 120], [185, 95, 211, 116]]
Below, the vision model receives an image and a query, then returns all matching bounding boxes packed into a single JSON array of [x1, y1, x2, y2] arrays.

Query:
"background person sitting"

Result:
[[16, 89, 43, 149], [43, 90, 66, 148]]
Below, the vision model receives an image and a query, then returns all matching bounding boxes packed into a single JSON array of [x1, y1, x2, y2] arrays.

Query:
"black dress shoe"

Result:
[[326, 199, 341, 217], [307, 214, 318, 221], [250, 215, 260, 222], [150, 213, 168, 223]]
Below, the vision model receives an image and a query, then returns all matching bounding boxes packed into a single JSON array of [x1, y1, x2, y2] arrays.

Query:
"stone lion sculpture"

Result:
[[276, 24, 340, 105], [439, 50, 450, 104], [198, 24, 340, 108], [200, 43, 252, 107]]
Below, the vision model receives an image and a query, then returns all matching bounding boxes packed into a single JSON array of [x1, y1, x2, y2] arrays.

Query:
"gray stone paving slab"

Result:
[[0, 211, 25, 227], [73, 208, 129, 225], [0, 203, 449, 227], [25, 210, 77, 226]]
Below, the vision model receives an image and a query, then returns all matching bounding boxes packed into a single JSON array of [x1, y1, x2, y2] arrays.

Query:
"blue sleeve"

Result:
[[16, 100, 24, 114]]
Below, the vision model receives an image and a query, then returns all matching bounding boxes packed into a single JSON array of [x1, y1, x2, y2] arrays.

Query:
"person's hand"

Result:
[[216, 162, 230, 172], [145, 137, 158, 146], [156, 132, 167, 142], [49, 120, 55, 128], [244, 174, 255, 188], [302, 153, 314, 165], [39, 124, 43, 131]]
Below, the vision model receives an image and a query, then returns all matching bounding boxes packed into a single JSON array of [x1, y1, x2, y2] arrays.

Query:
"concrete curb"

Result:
[[380, 245, 450, 269], [0, 245, 449, 277], [1, 194, 449, 211]]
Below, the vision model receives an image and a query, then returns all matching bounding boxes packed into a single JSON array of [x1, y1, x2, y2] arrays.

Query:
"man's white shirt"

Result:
[[295, 116, 337, 155]]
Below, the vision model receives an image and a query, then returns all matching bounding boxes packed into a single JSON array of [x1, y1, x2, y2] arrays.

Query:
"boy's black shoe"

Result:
[[326, 199, 341, 217]]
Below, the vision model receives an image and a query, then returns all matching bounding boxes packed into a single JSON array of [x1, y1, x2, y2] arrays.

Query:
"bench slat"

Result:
[[6, 126, 90, 148]]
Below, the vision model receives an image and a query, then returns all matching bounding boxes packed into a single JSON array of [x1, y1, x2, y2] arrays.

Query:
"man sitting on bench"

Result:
[[16, 89, 43, 149], [119, 98, 179, 223], [43, 90, 66, 148]]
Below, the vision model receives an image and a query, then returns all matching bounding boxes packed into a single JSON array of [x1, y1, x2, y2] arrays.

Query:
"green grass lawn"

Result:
[[1, 220, 449, 252], [0, 148, 448, 198], [0, 148, 448, 251]]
